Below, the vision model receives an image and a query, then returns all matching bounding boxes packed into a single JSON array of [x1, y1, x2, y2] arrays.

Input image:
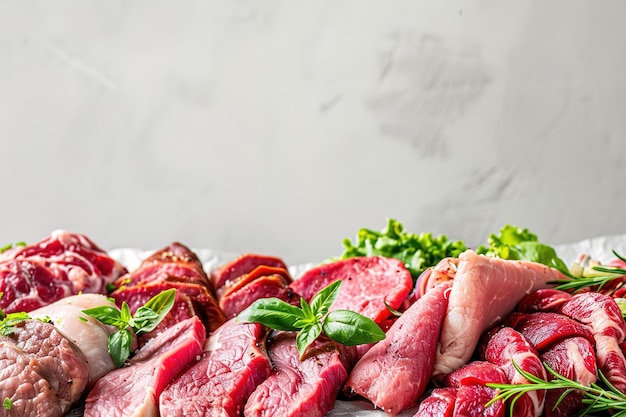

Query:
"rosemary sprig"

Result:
[[551, 249, 626, 293], [486, 361, 626, 416]]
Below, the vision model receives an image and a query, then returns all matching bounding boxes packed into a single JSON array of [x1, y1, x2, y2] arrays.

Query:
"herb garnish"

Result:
[[237, 281, 385, 359], [0, 241, 26, 254], [552, 250, 626, 295], [486, 361, 626, 416], [0, 293, 30, 336], [3, 397, 12, 410], [82, 288, 176, 367]]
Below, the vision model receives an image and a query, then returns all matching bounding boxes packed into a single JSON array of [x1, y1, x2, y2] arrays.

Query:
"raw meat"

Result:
[[289, 256, 413, 323], [443, 361, 507, 417], [84, 316, 205, 417], [29, 294, 119, 385], [111, 242, 226, 338], [541, 337, 597, 417], [210, 253, 288, 290], [560, 291, 626, 393], [434, 250, 567, 376], [483, 327, 547, 417], [219, 273, 297, 318], [0, 230, 126, 313], [412, 388, 456, 417], [516, 289, 572, 313], [0, 341, 64, 417], [505, 312, 595, 351], [244, 332, 356, 417], [344, 281, 451, 416], [159, 319, 271, 417]]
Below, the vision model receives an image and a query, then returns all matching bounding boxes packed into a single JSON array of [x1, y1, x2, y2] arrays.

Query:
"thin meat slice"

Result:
[[210, 254, 288, 290], [434, 250, 567, 376], [483, 327, 547, 417], [412, 388, 457, 417], [0, 341, 64, 417], [219, 274, 297, 318], [560, 292, 626, 393], [290, 256, 413, 324], [244, 333, 356, 417], [541, 337, 597, 417], [345, 281, 451, 416], [216, 265, 292, 300], [506, 312, 595, 351], [84, 316, 205, 417], [159, 319, 272, 417]]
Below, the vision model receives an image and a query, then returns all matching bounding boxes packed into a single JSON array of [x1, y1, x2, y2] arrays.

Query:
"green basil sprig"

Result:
[[82, 288, 176, 367], [237, 281, 386, 358]]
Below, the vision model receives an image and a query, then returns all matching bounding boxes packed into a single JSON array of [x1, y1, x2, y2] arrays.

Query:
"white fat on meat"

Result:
[[30, 294, 118, 386], [434, 250, 567, 376]]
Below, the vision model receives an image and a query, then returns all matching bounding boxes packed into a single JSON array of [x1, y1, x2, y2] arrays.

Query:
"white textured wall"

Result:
[[1, 1, 625, 264]]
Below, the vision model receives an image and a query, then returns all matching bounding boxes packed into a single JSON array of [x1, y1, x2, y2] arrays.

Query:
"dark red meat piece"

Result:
[[516, 289, 573, 313], [210, 254, 288, 290], [412, 388, 457, 417], [290, 256, 413, 324]]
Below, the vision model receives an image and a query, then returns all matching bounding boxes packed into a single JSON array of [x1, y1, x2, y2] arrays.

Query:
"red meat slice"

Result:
[[505, 312, 595, 351], [244, 332, 356, 417], [160, 319, 271, 417], [443, 361, 507, 417], [290, 256, 413, 324], [84, 316, 205, 417], [541, 337, 597, 417], [560, 292, 626, 393], [516, 289, 573, 313], [483, 327, 547, 417], [210, 254, 288, 290], [344, 281, 450, 416], [412, 388, 457, 417], [219, 274, 298, 319]]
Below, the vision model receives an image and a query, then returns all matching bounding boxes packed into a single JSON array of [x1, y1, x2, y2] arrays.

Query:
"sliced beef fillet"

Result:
[[219, 273, 297, 318], [560, 291, 626, 393], [483, 327, 547, 417], [84, 316, 205, 417], [0, 341, 64, 417], [0, 319, 89, 408], [345, 281, 450, 416], [210, 253, 289, 290], [289, 256, 413, 324], [111, 242, 225, 338], [244, 332, 357, 417], [159, 319, 271, 417], [0, 230, 126, 313], [433, 250, 567, 376]]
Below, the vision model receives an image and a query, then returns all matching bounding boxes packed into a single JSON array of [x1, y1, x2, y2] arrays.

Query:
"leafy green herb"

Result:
[[3, 397, 11, 410], [237, 281, 385, 358], [476, 225, 570, 276], [552, 250, 626, 294], [339, 218, 467, 281], [82, 288, 176, 367], [0, 312, 30, 336], [486, 361, 626, 416]]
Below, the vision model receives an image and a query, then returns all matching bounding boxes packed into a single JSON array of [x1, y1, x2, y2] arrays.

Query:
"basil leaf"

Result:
[[299, 298, 315, 323], [310, 279, 341, 319], [109, 328, 133, 368], [237, 298, 304, 331], [131, 289, 176, 334], [296, 322, 322, 358], [82, 306, 127, 329], [323, 310, 385, 346]]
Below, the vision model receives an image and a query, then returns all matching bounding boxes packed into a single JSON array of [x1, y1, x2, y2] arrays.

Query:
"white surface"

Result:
[[1, 1, 626, 265]]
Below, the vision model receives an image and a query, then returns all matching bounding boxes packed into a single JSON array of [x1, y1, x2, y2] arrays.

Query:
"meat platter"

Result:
[[1, 225, 625, 417]]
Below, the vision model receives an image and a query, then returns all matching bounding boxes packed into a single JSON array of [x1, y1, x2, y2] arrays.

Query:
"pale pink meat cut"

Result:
[[344, 281, 451, 416], [84, 316, 205, 417], [434, 250, 567, 376]]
